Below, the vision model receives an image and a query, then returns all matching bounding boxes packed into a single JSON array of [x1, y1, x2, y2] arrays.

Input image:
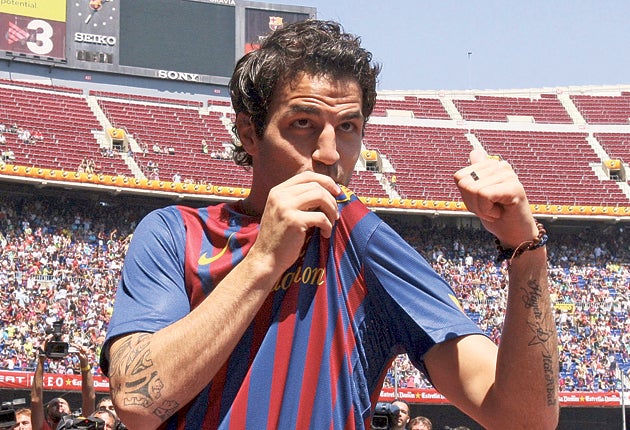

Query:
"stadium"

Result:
[[0, 0, 628, 429]]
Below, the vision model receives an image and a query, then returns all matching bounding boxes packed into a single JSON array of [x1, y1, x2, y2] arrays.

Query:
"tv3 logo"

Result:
[[6, 19, 55, 55]]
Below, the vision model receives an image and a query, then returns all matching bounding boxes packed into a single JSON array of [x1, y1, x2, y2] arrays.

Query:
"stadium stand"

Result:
[[570, 92, 630, 124], [1, 80, 629, 206], [0, 79, 628, 401], [0, 186, 627, 395], [371, 96, 451, 119], [452, 93, 573, 124], [471, 130, 629, 206]]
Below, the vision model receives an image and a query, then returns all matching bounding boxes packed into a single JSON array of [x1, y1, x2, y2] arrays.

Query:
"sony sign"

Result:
[[157, 70, 201, 82], [74, 32, 117, 46]]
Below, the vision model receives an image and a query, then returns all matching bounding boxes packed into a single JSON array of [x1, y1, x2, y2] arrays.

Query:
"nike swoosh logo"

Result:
[[198, 232, 236, 265], [337, 185, 353, 203], [449, 293, 465, 313]]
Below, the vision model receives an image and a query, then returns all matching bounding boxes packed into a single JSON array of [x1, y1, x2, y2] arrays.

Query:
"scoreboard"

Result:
[[0, 0, 315, 85]]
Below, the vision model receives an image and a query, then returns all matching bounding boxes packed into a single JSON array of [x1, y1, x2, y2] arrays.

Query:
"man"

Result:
[[12, 409, 32, 430], [89, 410, 117, 430], [96, 397, 115, 417], [409, 416, 432, 430], [30, 342, 95, 430], [97, 397, 125, 430], [391, 399, 410, 430], [101, 20, 558, 429]]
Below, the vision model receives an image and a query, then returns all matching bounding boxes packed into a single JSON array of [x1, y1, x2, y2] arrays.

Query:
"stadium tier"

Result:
[[0, 80, 628, 430], [0, 185, 627, 400], [1, 79, 629, 213]]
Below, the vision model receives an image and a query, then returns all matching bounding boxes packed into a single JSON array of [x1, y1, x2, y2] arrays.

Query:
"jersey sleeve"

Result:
[[100, 206, 188, 375], [363, 221, 483, 369]]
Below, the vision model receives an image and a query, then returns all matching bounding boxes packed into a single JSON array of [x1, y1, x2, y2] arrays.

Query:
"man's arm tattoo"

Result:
[[110, 334, 180, 419], [521, 279, 558, 406]]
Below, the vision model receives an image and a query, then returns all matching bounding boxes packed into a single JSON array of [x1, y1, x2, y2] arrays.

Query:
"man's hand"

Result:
[[72, 343, 91, 371], [454, 149, 538, 249], [248, 171, 340, 275]]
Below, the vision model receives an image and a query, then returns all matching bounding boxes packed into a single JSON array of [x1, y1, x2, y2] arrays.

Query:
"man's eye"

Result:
[[293, 119, 311, 128], [339, 122, 357, 132]]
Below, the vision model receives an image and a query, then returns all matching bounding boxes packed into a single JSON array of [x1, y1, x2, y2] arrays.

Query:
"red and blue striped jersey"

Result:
[[102, 188, 481, 429]]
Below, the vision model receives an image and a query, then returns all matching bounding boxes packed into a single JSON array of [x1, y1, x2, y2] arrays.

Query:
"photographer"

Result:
[[0, 402, 30, 430], [95, 398, 124, 430], [391, 399, 410, 430], [370, 402, 400, 430], [30, 338, 95, 430], [89, 410, 116, 430], [14, 408, 32, 430]]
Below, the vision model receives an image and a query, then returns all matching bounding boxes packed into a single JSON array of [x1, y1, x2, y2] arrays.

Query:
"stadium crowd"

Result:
[[0, 190, 628, 393]]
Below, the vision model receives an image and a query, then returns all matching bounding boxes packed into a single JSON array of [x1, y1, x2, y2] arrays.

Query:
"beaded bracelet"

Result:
[[495, 220, 548, 265]]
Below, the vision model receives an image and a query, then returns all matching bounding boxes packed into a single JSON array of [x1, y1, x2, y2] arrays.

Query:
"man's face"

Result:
[[13, 413, 31, 430], [392, 401, 410, 429], [93, 412, 116, 430], [98, 399, 117, 417], [57, 399, 71, 415], [243, 73, 364, 190], [46, 398, 71, 422]]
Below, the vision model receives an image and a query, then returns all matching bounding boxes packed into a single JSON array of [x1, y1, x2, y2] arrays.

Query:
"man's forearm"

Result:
[[31, 358, 45, 430], [81, 367, 96, 416], [493, 246, 559, 428], [107, 254, 280, 430]]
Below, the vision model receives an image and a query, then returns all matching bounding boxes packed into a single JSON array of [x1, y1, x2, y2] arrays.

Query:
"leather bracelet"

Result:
[[495, 220, 548, 266]]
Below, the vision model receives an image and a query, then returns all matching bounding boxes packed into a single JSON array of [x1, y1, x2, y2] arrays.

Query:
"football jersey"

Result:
[[101, 188, 481, 429]]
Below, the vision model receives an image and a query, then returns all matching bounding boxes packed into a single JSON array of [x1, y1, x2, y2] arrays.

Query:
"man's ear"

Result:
[[235, 113, 258, 155]]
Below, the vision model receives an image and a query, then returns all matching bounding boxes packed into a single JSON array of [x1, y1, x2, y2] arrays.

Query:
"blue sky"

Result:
[[268, 0, 630, 91]]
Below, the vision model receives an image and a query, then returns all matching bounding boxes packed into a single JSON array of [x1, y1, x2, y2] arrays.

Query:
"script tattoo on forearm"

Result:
[[109, 334, 180, 420], [521, 279, 558, 406]]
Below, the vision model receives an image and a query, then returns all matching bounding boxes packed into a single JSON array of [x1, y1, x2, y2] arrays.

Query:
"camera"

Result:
[[57, 416, 105, 430], [45, 320, 70, 359], [0, 398, 26, 429], [370, 402, 400, 430]]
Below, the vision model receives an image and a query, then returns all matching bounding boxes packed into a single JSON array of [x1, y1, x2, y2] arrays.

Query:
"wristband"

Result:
[[81, 364, 91, 372], [495, 220, 548, 266]]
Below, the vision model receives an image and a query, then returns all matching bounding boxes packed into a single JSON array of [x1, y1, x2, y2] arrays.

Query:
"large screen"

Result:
[[119, 0, 235, 77], [0, 0, 315, 85], [244, 8, 311, 53], [0, 0, 67, 59]]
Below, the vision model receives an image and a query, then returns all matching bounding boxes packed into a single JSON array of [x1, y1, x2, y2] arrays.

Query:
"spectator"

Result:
[[391, 399, 410, 430], [17, 128, 30, 144], [89, 410, 116, 430], [96, 396, 122, 423], [2, 149, 15, 162], [13, 408, 32, 430], [30, 339, 96, 430], [409, 416, 432, 430], [0, 172, 627, 417]]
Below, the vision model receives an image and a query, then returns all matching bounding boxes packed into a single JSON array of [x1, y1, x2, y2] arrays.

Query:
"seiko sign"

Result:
[[157, 70, 201, 82], [74, 33, 117, 46]]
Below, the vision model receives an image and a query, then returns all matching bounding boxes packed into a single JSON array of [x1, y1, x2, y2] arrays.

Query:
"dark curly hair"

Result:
[[229, 19, 381, 167]]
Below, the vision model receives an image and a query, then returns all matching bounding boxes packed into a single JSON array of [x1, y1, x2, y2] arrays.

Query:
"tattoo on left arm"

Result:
[[109, 334, 181, 420], [521, 279, 558, 406]]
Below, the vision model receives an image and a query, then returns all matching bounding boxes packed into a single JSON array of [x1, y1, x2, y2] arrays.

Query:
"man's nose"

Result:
[[313, 124, 340, 165]]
